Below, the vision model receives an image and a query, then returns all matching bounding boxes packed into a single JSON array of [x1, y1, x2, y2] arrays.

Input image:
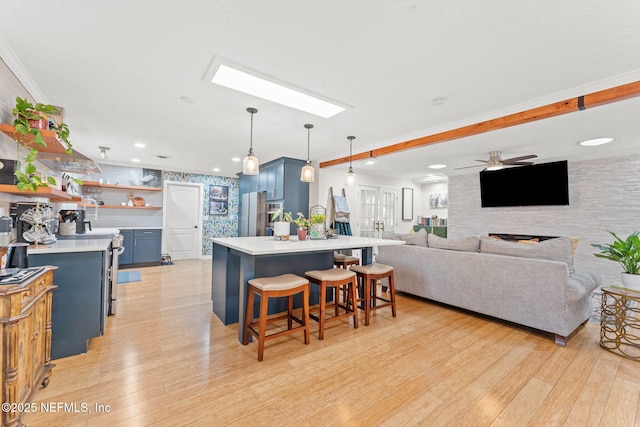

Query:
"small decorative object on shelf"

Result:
[[309, 205, 327, 240]]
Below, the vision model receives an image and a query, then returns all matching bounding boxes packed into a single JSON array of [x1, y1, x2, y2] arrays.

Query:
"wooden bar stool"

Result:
[[304, 268, 359, 340], [333, 252, 360, 269], [349, 263, 396, 326], [243, 274, 311, 361]]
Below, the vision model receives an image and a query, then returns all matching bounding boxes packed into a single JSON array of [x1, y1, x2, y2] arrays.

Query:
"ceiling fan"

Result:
[[455, 150, 537, 171]]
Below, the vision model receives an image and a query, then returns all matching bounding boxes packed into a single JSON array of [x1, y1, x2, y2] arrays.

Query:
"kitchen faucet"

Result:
[[83, 196, 99, 220]]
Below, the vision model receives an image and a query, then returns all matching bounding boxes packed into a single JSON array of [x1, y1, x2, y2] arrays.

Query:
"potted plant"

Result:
[[293, 213, 311, 241], [272, 208, 293, 241], [11, 97, 73, 191], [592, 231, 640, 291], [309, 211, 327, 240]]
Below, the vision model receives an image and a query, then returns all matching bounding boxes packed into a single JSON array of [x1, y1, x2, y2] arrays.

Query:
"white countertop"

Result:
[[27, 238, 112, 254], [211, 235, 404, 256]]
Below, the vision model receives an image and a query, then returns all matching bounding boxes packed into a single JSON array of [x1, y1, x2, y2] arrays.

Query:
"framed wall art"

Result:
[[402, 187, 413, 220], [209, 185, 228, 215]]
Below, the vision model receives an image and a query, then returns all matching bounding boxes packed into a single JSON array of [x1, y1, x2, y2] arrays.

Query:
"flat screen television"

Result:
[[479, 160, 569, 207]]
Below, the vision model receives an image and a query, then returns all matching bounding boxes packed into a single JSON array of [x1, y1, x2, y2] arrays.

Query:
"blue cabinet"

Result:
[[238, 157, 309, 235], [29, 250, 107, 359], [133, 229, 162, 264], [119, 229, 133, 265], [120, 229, 162, 266]]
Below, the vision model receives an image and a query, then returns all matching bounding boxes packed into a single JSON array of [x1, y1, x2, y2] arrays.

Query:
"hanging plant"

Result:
[[11, 97, 73, 191]]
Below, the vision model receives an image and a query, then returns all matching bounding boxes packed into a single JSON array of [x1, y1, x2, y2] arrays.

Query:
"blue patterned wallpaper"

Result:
[[163, 170, 239, 255]]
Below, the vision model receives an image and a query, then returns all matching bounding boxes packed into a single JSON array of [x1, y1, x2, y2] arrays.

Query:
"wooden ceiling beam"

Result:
[[319, 80, 640, 169]]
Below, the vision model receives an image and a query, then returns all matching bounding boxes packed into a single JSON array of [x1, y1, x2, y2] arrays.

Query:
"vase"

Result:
[[621, 273, 640, 292], [273, 221, 290, 241], [297, 228, 307, 241]]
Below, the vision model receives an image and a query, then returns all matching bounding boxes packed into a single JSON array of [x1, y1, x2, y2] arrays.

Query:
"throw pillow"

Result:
[[479, 236, 575, 273], [382, 228, 428, 247], [428, 234, 480, 252]]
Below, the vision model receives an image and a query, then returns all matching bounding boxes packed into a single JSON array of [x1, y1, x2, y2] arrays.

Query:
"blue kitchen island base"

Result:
[[30, 250, 108, 360]]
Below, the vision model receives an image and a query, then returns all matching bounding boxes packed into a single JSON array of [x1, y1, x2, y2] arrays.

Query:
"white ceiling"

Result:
[[1, 1, 640, 181]]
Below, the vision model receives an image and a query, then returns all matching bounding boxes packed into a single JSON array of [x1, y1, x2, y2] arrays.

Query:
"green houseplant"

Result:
[[293, 213, 311, 241], [11, 97, 73, 191], [272, 208, 293, 240], [592, 231, 640, 291]]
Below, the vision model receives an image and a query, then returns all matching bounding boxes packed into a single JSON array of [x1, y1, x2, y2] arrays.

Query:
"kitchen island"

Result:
[[210, 235, 405, 343], [28, 238, 112, 359]]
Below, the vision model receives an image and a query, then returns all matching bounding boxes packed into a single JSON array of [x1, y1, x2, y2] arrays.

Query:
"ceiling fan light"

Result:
[[486, 160, 503, 171]]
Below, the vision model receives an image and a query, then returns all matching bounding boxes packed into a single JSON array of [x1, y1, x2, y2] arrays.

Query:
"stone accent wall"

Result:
[[449, 154, 640, 285]]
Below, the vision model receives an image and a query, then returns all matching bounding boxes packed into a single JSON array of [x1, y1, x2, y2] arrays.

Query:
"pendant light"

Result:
[[345, 136, 356, 187], [300, 124, 315, 182], [242, 107, 259, 175]]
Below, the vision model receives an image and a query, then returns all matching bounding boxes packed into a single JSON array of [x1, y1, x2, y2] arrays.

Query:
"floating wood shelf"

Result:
[[81, 181, 162, 192], [0, 123, 70, 154], [0, 184, 74, 199], [79, 204, 162, 210]]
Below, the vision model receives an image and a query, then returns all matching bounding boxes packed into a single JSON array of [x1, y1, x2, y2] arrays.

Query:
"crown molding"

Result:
[[0, 32, 48, 103]]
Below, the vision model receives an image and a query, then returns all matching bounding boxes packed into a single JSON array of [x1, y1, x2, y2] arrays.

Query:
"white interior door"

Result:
[[358, 185, 397, 238], [163, 181, 203, 260]]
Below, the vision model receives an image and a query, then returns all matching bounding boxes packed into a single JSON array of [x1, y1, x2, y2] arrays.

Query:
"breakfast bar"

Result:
[[210, 235, 404, 342]]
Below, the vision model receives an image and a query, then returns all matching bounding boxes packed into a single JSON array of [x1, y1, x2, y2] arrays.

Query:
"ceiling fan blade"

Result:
[[475, 159, 489, 163], [502, 154, 537, 164], [506, 161, 535, 166], [453, 164, 485, 170]]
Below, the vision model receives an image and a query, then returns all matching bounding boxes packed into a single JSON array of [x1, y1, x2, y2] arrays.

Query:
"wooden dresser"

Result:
[[0, 266, 57, 427]]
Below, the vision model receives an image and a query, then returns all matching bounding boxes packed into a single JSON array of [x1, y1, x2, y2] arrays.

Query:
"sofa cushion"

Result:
[[382, 228, 428, 247], [479, 236, 575, 273], [428, 234, 480, 252]]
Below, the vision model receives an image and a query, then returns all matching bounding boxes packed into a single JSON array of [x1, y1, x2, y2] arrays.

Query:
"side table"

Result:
[[600, 286, 640, 361]]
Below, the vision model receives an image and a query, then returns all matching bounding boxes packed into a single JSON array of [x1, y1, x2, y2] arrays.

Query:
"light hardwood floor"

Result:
[[24, 260, 639, 427]]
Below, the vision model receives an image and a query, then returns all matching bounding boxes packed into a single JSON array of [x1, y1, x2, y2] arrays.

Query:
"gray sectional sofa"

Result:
[[375, 230, 600, 345]]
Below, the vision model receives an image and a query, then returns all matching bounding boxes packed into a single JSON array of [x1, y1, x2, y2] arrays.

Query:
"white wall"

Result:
[[420, 181, 449, 220], [448, 154, 640, 285], [314, 168, 422, 235]]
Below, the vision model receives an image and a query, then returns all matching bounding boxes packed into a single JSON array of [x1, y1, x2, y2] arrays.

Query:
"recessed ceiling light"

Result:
[[232, 157, 241, 162], [365, 160, 376, 165], [210, 63, 345, 118], [412, 174, 448, 184], [134, 142, 146, 148], [180, 96, 195, 104], [431, 97, 447, 106], [132, 158, 141, 163], [428, 164, 447, 169], [578, 137, 614, 146], [212, 167, 220, 172], [156, 155, 170, 159]]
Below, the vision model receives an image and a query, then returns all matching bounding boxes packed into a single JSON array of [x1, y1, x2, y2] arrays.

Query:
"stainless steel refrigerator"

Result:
[[240, 191, 267, 236]]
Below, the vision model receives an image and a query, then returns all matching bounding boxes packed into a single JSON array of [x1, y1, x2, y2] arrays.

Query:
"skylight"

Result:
[[210, 64, 345, 119]]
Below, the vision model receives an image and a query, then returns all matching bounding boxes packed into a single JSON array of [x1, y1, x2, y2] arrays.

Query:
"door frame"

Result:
[[162, 180, 204, 259]]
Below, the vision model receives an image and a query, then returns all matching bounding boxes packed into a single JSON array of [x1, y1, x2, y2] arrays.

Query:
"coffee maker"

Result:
[[0, 216, 12, 246]]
